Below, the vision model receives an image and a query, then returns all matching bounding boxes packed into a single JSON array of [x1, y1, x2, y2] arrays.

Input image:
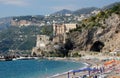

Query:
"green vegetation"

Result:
[[72, 52, 81, 57], [68, 51, 82, 57], [0, 26, 53, 52], [71, 3, 120, 32], [41, 26, 53, 36], [13, 15, 44, 22], [106, 3, 120, 15]]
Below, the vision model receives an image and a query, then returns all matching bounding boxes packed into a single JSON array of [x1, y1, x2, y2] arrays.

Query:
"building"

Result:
[[65, 24, 77, 33], [53, 24, 65, 36], [53, 23, 77, 43]]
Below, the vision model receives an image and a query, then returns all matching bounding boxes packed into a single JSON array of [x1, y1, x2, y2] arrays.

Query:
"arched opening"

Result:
[[90, 41, 104, 52]]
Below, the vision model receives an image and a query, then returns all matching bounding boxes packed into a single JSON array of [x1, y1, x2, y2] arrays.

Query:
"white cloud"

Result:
[[0, 0, 29, 6]]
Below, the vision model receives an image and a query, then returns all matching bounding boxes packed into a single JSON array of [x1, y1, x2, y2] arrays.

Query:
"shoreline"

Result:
[[1, 56, 120, 78], [46, 57, 92, 78], [46, 56, 120, 78]]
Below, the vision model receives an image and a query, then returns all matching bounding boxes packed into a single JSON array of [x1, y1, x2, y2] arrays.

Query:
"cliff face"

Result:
[[68, 14, 120, 52], [11, 15, 45, 26]]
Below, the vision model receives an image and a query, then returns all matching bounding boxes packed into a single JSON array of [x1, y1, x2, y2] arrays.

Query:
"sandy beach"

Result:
[[48, 59, 97, 78], [47, 55, 120, 78]]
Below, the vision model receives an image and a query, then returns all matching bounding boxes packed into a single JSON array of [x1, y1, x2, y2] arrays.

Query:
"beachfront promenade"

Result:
[[48, 55, 120, 78]]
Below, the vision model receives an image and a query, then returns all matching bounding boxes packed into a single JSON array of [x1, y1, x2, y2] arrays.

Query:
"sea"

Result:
[[0, 59, 86, 78]]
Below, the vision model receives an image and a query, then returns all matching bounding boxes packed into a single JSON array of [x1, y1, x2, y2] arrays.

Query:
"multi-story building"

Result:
[[53, 23, 77, 43]]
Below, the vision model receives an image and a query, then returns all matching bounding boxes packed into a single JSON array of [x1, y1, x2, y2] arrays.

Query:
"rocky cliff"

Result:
[[67, 12, 120, 52], [32, 4, 120, 57]]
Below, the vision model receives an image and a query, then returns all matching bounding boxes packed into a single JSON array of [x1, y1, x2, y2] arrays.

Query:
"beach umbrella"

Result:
[[104, 60, 115, 66], [71, 67, 93, 73], [71, 68, 85, 73]]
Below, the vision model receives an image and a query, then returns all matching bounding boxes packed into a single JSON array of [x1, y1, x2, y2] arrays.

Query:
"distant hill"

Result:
[[51, 7, 98, 16], [11, 15, 45, 26], [12, 15, 44, 21], [73, 7, 98, 15], [51, 2, 120, 16], [0, 2, 119, 29], [0, 17, 12, 30], [103, 2, 120, 10], [51, 9, 72, 15]]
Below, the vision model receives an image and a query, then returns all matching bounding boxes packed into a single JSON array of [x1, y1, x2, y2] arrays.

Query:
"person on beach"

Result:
[[68, 72, 69, 78]]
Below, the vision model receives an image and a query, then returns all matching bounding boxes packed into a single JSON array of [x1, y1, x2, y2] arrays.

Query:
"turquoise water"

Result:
[[0, 59, 85, 78]]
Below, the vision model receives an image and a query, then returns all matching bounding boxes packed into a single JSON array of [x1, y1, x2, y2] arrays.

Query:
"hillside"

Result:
[[73, 7, 98, 15], [0, 2, 119, 29], [51, 9, 72, 15], [31, 3, 120, 57], [11, 7, 99, 27], [11, 15, 44, 26], [0, 26, 52, 54], [66, 3, 120, 53], [103, 2, 120, 10], [0, 2, 119, 56], [0, 17, 12, 30]]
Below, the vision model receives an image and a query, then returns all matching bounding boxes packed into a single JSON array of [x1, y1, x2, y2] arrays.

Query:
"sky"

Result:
[[0, 0, 120, 18]]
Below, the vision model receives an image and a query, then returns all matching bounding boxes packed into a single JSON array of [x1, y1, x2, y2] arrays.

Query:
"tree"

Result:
[[41, 26, 52, 35]]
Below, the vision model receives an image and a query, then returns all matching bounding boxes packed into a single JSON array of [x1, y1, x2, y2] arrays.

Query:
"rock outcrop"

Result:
[[67, 14, 120, 52]]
